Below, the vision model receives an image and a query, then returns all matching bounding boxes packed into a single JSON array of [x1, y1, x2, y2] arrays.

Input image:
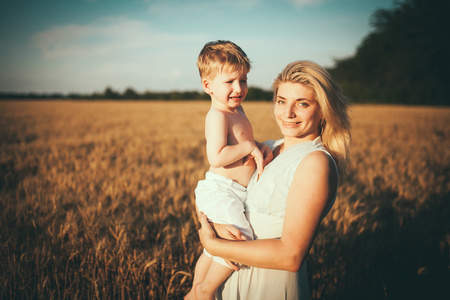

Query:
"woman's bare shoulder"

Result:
[[300, 150, 334, 171], [293, 150, 337, 192]]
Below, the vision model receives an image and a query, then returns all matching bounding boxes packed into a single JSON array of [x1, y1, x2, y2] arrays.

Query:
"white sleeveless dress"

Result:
[[216, 137, 337, 300]]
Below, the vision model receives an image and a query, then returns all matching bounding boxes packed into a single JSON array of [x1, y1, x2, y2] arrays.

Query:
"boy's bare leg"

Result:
[[195, 261, 233, 300], [185, 253, 212, 300]]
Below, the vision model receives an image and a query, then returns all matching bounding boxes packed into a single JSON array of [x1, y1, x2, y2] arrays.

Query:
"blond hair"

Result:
[[273, 61, 351, 179], [197, 40, 251, 80]]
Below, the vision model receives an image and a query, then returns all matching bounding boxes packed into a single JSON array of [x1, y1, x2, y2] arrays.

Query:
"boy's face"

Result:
[[203, 69, 248, 110]]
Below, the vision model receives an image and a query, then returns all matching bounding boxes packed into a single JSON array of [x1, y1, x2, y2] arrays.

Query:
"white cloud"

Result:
[[148, 0, 260, 15], [28, 16, 207, 93], [32, 17, 174, 59], [288, 0, 326, 9], [171, 69, 182, 78]]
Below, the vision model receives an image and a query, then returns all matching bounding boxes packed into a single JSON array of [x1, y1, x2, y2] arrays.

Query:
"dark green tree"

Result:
[[329, 0, 450, 105], [123, 88, 140, 100], [103, 87, 121, 100], [246, 87, 273, 101]]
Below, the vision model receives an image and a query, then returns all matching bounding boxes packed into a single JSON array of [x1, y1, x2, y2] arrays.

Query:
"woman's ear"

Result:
[[202, 78, 212, 95]]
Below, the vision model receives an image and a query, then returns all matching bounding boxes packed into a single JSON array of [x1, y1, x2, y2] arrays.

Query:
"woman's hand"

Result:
[[199, 212, 248, 248], [198, 213, 243, 271], [196, 206, 247, 241], [211, 223, 248, 241], [198, 212, 218, 250]]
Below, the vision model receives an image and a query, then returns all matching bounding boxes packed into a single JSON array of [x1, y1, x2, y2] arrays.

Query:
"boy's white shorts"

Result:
[[195, 172, 254, 268]]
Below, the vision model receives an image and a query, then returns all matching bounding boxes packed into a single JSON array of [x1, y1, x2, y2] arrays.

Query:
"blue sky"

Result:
[[0, 0, 394, 94]]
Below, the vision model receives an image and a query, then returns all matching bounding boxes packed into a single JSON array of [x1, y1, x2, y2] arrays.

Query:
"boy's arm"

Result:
[[205, 110, 255, 168], [255, 140, 273, 166]]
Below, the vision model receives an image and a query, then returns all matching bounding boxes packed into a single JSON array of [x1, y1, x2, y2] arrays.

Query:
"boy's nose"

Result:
[[233, 82, 242, 92]]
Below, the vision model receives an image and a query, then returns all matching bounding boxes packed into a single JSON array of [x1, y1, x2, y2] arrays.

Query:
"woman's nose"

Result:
[[284, 105, 296, 118]]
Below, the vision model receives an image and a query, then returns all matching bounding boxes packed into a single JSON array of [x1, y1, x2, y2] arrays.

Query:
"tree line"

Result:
[[2, 0, 448, 105], [0, 86, 273, 101], [328, 0, 449, 105]]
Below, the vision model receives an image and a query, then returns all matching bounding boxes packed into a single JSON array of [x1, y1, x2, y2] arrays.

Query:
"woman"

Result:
[[198, 60, 351, 299]]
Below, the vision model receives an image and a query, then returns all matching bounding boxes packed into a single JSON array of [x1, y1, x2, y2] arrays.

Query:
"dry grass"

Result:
[[0, 101, 449, 299]]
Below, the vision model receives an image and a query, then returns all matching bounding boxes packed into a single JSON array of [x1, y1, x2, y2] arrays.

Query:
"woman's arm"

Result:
[[199, 151, 337, 272]]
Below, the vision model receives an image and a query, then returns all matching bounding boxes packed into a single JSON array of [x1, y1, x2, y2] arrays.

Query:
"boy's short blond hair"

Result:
[[197, 40, 251, 80]]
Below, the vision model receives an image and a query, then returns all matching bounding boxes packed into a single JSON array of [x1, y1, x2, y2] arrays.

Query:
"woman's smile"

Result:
[[281, 120, 301, 127]]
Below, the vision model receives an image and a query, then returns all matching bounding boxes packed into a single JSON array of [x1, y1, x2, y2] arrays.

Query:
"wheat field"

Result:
[[0, 101, 449, 299]]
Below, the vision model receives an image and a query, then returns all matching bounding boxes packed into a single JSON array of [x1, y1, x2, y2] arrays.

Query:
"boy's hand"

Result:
[[250, 146, 264, 176], [259, 143, 273, 167]]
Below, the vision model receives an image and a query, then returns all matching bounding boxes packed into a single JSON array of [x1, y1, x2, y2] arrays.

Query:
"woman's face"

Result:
[[274, 82, 322, 143]]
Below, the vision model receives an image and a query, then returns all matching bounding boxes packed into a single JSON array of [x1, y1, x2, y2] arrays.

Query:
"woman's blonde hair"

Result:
[[273, 60, 351, 179], [197, 40, 251, 80]]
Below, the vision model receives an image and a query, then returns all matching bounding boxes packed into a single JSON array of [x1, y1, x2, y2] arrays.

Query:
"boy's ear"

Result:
[[202, 78, 212, 95]]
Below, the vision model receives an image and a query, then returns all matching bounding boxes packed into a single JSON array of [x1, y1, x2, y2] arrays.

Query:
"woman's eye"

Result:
[[298, 102, 308, 107]]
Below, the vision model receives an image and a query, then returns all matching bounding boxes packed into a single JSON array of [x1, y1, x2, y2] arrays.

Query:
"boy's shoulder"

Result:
[[207, 104, 244, 115], [206, 104, 242, 118], [205, 106, 228, 124], [206, 106, 226, 116], [205, 105, 246, 129]]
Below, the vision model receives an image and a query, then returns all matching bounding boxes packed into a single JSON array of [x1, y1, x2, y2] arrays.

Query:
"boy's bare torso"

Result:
[[207, 106, 256, 187]]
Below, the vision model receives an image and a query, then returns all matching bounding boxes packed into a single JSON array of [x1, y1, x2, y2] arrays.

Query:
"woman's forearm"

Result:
[[206, 236, 308, 272]]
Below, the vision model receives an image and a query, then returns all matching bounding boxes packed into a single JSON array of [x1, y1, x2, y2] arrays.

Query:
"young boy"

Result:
[[185, 41, 271, 300]]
